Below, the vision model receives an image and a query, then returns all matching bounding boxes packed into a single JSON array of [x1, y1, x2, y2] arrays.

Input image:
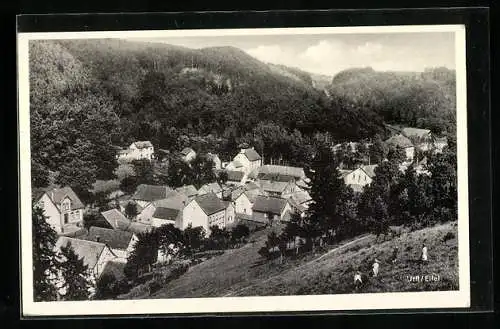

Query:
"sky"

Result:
[[127, 32, 455, 77]]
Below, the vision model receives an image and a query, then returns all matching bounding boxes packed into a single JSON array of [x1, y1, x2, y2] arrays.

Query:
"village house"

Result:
[[35, 186, 85, 235], [181, 192, 233, 234], [340, 164, 378, 192], [385, 134, 415, 162], [252, 195, 293, 224], [401, 127, 433, 151], [207, 152, 222, 170], [226, 145, 262, 174], [198, 182, 223, 198], [288, 190, 313, 216], [175, 185, 199, 200], [101, 208, 131, 230], [126, 221, 153, 235], [80, 226, 138, 260], [225, 170, 246, 186], [137, 190, 188, 228], [132, 184, 173, 208], [257, 179, 297, 198], [54, 236, 117, 282], [222, 186, 254, 216], [251, 164, 306, 181], [117, 141, 154, 162], [180, 147, 197, 163]]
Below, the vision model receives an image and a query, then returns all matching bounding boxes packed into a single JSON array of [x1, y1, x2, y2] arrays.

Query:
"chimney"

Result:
[[95, 235, 100, 243]]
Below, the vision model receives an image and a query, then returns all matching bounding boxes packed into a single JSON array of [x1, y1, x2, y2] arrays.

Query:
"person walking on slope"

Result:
[[372, 259, 380, 277]]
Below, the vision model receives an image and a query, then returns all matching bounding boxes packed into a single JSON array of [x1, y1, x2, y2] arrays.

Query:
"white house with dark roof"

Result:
[[226, 146, 262, 174], [225, 170, 246, 186], [117, 141, 154, 161], [401, 127, 433, 151], [288, 190, 313, 216], [80, 226, 138, 260], [250, 164, 306, 181], [36, 186, 85, 235], [181, 192, 234, 235], [252, 195, 292, 224], [137, 190, 188, 227], [257, 179, 296, 198], [340, 164, 378, 192], [180, 147, 197, 163]]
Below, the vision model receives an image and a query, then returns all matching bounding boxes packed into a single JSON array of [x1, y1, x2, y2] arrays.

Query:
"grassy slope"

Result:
[[236, 221, 459, 296], [148, 222, 457, 299]]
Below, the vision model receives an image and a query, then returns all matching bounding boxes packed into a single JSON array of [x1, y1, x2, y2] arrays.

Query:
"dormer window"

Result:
[[61, 199, 71, 212]]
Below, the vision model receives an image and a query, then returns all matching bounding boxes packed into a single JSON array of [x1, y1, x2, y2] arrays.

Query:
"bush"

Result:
[[442, 231, 455, 243], [258, 246, 271, 259]]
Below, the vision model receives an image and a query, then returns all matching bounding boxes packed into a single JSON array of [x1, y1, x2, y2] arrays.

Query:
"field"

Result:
[[140, 221, 458, 299]]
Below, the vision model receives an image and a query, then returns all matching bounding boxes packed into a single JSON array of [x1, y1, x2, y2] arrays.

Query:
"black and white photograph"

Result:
[[18, 24, 470, 316]]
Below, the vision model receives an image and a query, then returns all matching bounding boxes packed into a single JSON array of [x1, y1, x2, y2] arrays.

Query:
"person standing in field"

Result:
[[354, 270, 363, 290], [391, 246, 399, 263], [372, 259, 380, 277], [421, 243, 428, 263]]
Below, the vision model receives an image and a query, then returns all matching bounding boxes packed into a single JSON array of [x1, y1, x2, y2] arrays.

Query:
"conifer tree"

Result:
[[57, 242, 92, 300]]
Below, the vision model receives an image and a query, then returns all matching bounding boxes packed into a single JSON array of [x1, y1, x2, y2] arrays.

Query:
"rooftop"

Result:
[[81, 226, 134, 250], [385, 134, 414, 149], [198, 182, 222, 195], [226, 170, 245, 182], [101, 209, 131, 230], [40, 186, 85, 210], [195, 192, 227, 216], [252, 196, 289, 215], [175, 185, 198, 198], [55, 237, 110, 269], [401, 127, 432, 139], [252, 165, 305, 180], [133, 141, 153, 149], [242, 148, 262, 161], [180, 147, 195, 156], [132, 184, 172, 202]]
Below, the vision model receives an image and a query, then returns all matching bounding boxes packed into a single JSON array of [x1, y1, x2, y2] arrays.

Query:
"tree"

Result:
[[124, 202, 138, 219], [124, 231, 159, 279], [369, 135, 388, 164], [217, 170, 229, 185], [57, 242, 93, 300], [208, 225, 230, 249], [94, 273, 118, 300], [156, 224, 184, 259], [166, 158, 193, 188], [131, 159, 156, 185], [120, 176, 139, 195], [387, 146, 407, 165], [32, 204, 59, 302], [182, 225, 205, 256], [190, 154, 217, 188], [230, 224, 250, 247]]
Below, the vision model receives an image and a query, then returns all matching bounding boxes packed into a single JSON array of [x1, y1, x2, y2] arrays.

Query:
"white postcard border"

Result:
[[18, 24, 469, 316]]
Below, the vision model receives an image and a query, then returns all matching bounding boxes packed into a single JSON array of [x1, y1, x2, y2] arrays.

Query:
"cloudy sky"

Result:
[[128, 32, 455, 77]]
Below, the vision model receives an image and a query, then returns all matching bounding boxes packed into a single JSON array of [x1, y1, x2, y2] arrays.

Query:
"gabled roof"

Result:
[[242, 148, 262, 161], [194, 193, 227, 216], [401, 127, 431, 139], [55, 237, 112, 269], [258, 180, 292, 194], [290, 190, 312, 205], [174, 185, 198, 198], [132, 184, 172, 202], [82, 226, 134, 250], [101, 209, 131, 230], [126, 222, 153, 235], [133, 141, 153, 149], [339, 169, 352, 179], [252, 196, 289, 215], [180, 147, 195, 156], [244, 181, 260, 191], [230, 160, 243, 168], [226, 170, 245, 182], [256, 165, 305, 180], [258, 173, 296, 182], [385, 134, 414, 149], [361, 164, 378, 178], [244, 189, 260, 203], [41, 186, 85, 210], [198, 182, 222, 195], [153, 207, 181, 221]]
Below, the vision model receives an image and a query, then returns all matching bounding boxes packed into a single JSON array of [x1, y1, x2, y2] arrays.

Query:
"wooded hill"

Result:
[[29, 39, 456, 190]]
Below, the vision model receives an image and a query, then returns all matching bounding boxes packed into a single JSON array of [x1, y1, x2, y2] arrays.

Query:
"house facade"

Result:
[[36, 187, 85, 235], [132, 184, 173, 209], [234, 192, 253, 216], [181, 193, 231, 235], [385, 134, 415, 162], [81, 226, 138, 260], [252, 196, 292, 224], [117, 141, 154, 161], [228, 146, 262, 174]]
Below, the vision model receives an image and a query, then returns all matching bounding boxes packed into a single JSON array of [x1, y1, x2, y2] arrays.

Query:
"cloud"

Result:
[[245, 39, 453, 77]]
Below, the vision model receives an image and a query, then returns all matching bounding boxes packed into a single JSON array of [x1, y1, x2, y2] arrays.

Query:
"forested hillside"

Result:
[[29, 39, 456, 192]]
